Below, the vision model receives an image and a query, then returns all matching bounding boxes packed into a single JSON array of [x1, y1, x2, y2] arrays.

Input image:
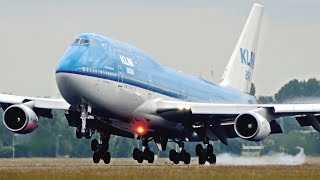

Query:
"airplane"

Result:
[[1, 3, 320, 165]]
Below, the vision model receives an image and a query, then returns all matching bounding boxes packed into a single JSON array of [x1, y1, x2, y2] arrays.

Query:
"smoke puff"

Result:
[[212, 147, 305, 166]]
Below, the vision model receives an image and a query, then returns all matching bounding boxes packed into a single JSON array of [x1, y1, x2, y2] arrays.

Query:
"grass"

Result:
[[0, 158, 319, 180]]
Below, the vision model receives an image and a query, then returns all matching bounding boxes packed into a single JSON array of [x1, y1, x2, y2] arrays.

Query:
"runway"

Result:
[[0, 157, 319, 180]]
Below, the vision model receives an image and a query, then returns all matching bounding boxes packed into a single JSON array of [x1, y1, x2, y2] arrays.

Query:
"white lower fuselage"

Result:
[[56, 72, 183, 137]]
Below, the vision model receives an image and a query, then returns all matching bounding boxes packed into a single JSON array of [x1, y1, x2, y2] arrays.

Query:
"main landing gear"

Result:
[[76, 105, 94, 139], [91, 132, 111, 164], [169, 142, 191, 165], [132, 138, 155, 163], [196, 143, 216, 165]]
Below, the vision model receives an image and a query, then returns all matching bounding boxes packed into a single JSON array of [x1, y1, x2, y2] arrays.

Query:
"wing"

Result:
[[149, 99, 320, 144], [0, 93, 71, 116], [156, 100, 320, 115]]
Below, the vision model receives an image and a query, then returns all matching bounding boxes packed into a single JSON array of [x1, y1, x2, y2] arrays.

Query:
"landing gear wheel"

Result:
[[207, 144, 213, 155], [199, 152, 206, 165], [93, 151, 100, 164], [169, 149, 176, 161], [142, 148, 154, 163], [76, 128, 82, 139], [196, 144, 203, 156], [133, 148, 140, 160], [172, 152, 180, 164], [102, 152, 111, 164], [208, 154, 216, 164], [147, 151, 155, 163], [91, 139, 99, 151], [183, 152, 191, 165], [137, 152, 144, 163]]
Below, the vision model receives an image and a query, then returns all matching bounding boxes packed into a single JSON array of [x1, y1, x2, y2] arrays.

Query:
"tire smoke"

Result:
[[214, 147, 305, 166]]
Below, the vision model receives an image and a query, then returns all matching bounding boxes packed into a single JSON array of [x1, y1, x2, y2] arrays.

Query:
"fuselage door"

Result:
[[181, 83, 186, 100], [148, 74, 152, 98], [118, 66, 123, 88]]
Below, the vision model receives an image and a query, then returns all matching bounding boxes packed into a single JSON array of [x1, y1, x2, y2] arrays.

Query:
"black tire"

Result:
[[147, 151, 155, 163], [93, 151, 100, 164], [169, 149, 176, 161], [76, 128, 82, 139], [103, 152, 111, 164], [172, 152, 180, 164], [199, 152, 206, 165], [179, 149, 188, 161], [207, 144, 213, 156], [208, 154, 216, 164], [137, 153, 143, 163], [196, 144, 203, 156], [143, 148, 150, 160], [91, 139, 99, 152], [183, 152, 191, 165], [133, 148, 140, 160]]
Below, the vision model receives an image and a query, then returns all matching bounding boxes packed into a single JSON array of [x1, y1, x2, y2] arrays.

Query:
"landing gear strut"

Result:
[[91, 132, 111, 164], [132, 138, 155, 163], [169, 142, 191, 165], [76, 105, 94, 139], [196, 143, 216, 165]]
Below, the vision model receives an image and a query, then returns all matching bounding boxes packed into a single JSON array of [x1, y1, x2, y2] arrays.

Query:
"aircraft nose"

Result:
[[56, 46, 87, 73]]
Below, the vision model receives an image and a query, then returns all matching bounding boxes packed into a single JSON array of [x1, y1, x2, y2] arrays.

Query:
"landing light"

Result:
[[132, 122, 148, 136], [185, 105, 191, 110], [178, 105, 184, 110], [178, 104, 191, 111], [136, 126, 145, 135]]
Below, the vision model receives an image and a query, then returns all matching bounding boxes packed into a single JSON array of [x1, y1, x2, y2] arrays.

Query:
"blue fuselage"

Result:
[[56, 33, 256, 109]]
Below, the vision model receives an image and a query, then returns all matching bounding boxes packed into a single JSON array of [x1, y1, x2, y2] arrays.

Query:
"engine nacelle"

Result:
[[234, 108, 271, 141], [3, 104, 39, 134]]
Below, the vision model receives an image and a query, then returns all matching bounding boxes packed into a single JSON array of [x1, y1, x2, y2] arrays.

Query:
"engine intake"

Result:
[[3, 104, 39, 134], [234, 108, 271, 141]]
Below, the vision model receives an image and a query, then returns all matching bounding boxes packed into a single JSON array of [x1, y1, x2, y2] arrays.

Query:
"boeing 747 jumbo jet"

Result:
[[1, 3, 320, 165]]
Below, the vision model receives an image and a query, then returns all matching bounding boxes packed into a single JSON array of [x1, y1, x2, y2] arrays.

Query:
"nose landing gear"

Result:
[[75, 105, 95, 139]]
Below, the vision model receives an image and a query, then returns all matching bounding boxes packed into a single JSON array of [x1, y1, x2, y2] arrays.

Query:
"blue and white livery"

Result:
[[1, 4, 320, 165]]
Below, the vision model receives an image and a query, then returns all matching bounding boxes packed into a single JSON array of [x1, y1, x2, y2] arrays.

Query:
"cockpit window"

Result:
[[73, 39, 80, 44], [73, 38, 96, 46], [80, 39, 90, 44]]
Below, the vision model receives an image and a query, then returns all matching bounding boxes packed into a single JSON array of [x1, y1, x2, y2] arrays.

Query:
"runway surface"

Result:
[[0, 156, 320, 180]]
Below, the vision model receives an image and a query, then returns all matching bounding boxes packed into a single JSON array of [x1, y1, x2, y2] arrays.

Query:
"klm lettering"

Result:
[[240, 48, 255, 69]]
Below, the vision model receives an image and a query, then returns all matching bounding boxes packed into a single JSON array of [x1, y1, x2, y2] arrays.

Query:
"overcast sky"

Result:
[[0, 0, 319, 97]]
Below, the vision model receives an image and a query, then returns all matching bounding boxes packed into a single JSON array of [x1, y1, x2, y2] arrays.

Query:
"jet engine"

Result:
[[3, 104, 39, 134], [234, 108, 271, 141]]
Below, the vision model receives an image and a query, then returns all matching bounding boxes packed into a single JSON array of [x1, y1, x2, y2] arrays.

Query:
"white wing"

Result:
[[156, 100, 320, 115], [0, 93, 70, 110], [145, 99, 320, 144]]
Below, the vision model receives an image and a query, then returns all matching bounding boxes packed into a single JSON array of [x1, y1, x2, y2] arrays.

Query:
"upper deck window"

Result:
[[73, 38, 96, 46]]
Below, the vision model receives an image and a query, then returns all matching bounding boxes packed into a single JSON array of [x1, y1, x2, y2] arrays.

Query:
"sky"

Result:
[[0, 0, 319, 97]]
